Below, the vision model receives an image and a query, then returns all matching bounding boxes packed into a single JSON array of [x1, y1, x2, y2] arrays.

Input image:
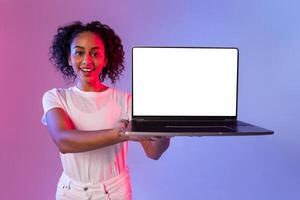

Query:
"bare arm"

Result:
[[45, 108, 128, 154], [141, 137, 171, 160]]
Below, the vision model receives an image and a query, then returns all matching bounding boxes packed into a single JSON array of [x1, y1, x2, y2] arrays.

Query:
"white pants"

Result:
[[56, 168, 132, 200]]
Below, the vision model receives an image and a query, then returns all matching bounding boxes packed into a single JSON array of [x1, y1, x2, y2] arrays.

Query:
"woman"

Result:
[[41, 21, 170, 200]]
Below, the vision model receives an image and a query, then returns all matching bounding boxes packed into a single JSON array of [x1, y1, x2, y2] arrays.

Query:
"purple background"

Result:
[[1, 0, 299, 199]]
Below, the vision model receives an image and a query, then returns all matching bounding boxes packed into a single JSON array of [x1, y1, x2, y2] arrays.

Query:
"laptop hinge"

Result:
[[134, 118, 237, 122]]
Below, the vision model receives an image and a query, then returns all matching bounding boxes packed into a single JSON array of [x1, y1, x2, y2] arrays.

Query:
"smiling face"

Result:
[[68, 31, 107, 88]]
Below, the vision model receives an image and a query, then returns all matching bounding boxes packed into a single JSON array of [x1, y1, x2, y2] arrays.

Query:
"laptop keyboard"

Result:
[[132, 120, 248, 126], [131, 120, 248, 132]]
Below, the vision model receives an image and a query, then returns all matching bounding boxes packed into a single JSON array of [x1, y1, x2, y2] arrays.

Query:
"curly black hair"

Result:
[[49, 21, 125, 84]]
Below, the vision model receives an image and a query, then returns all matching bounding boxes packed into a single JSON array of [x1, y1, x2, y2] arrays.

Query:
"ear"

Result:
[[104, 57, 108, 67], [68, 55, 72, 66]]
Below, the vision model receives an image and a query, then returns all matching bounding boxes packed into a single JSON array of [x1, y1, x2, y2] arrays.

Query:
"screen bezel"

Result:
[[132, 46, 239, 120]]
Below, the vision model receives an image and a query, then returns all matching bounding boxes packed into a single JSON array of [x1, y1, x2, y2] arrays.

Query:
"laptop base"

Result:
[[125, 120, 273, 136]]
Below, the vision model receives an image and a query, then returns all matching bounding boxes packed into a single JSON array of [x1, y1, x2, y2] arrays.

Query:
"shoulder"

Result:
[[42, 87, 74, 104], [110, 87, 131, 99], [43, 87, 72, 97], [109, 88, 132, 107]]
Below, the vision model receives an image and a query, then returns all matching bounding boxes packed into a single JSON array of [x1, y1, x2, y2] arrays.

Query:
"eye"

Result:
[[75, 51, 84, 56], [91, 51, 99, 57]]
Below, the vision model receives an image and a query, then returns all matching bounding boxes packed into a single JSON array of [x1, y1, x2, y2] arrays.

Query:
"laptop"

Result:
[[125, 47, 273, 136]]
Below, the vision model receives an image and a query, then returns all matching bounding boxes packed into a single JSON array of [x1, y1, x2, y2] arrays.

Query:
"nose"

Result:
[[82, 54, 92, 65]]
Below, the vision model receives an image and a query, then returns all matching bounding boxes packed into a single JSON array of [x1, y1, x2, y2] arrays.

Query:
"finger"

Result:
[[125, 121, 132, 132], [128, 135, 152, 142], [119, 119, 129, 124], [149, 136, 171, 141], [148, 136, 162, 141], [118, 120, 129, 129]]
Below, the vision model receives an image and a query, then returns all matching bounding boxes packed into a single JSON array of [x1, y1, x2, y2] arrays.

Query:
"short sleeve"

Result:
[[41, 88, 64, 125]]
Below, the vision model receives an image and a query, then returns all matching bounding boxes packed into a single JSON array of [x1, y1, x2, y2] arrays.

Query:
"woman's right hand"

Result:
[[115, 119, 152, 142]]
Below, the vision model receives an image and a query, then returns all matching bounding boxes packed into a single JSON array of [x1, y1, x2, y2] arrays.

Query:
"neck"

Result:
[[76, 81, 107, 92]]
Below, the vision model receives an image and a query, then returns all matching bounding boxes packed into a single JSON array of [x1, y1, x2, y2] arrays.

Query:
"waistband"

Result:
[[59, 168, 130, 192]]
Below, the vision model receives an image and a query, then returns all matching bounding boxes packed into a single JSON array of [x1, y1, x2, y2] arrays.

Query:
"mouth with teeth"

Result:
[[80, 67, 95, 72]]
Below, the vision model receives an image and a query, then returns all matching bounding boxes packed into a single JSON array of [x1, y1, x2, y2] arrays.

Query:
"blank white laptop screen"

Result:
[[132, 47, 238, 116]]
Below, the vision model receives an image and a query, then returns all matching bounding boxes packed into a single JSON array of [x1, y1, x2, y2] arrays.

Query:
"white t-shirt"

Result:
[[41, 86, 132, 183]]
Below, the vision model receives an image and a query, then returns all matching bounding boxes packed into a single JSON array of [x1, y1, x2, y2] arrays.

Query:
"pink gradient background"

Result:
[[1, 0, 299, 199]]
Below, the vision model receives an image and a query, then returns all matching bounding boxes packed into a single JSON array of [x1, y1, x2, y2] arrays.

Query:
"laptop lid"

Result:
[[132, 47, 239, 121]]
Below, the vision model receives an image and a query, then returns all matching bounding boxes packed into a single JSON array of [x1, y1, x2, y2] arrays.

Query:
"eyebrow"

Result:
[[73, 46, 101, 50]]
